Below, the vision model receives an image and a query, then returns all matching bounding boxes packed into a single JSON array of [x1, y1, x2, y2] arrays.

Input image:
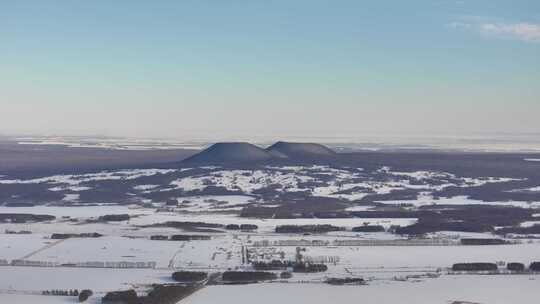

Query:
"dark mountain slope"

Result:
[[182, 142, 274, 164], [266, 141, 336, 158]]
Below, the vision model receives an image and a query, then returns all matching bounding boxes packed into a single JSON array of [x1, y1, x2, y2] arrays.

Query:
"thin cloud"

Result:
[[448, 19, 540, 43], [480, 23, 540, 42], [447, 22, 472, 29]]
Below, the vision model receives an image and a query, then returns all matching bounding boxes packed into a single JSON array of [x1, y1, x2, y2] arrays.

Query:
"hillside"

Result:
[[181, 142, 274, 164], [182, 141, 337, 165], [266, 141, 336, 158]]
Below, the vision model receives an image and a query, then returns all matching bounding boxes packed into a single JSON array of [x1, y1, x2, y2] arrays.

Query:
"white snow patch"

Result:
[[170, 177, 207, 191], [377, 195, 540, 209], [0, 205, 152, 219], [0, 169, 176, 186], [520, 221, 540, 228], [49, 186, 92, 192], [344, 205, 374, 212], [62, 194, 80, 202], [176, 195, 258, 212], [133, 184, 160, 191]]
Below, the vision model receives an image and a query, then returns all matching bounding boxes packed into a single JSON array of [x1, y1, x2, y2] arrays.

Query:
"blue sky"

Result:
[[0, 1, 539, 138]]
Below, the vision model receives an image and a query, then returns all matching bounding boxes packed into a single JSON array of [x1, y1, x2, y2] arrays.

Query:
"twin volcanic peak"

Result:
[[182, 142, 273, 164], [182, 141, 336, 164]]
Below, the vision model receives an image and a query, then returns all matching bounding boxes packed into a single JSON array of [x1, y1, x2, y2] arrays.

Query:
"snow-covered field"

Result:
[[377, 194, 540, 208], [312, 242, 540, 271], [0, 205, 154, 219], [164, 166, 522, 202], [169, 234, 243, 270], [0, 294, 79, 304], [2, 275, 539, 304], [0, 169, 176, 186], [175, 195, 259, 212], [0, 220, 165, 236], [0, 198, 418, 242], [247, 239, 540, 280], [0, 233, 51, 260], [183, 276, 539, 304], [128, 212, 417, 233], [1, 164, 528, 206], [0, 266, 171, 292], [28, 236, 183, 268]]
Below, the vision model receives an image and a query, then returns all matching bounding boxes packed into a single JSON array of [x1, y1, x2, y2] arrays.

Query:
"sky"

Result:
[[0, 0, 539, 140]]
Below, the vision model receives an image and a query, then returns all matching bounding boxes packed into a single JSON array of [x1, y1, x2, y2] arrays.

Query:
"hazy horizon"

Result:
[[3, 131, 540, 153]]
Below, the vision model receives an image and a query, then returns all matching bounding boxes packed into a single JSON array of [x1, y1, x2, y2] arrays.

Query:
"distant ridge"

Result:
[[181, 141, 336, 165], [266, 141, 336, 158], [182, 142, 274, 164]]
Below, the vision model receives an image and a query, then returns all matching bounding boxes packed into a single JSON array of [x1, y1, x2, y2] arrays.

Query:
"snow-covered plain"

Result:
[[28, 236, 183, 268], [175, 195, 259, 212], [377, 194, 540, 208], [1, 164, 540, 304], [0, 294, 78, 304], [0, 165, 534, 211], [247, 239, 540, 280], [0, 205, 153, 219], [0, 266, 171, 292], [15, 136, 207, 151], [0, 169, 176, 185], [163, 166, 528, 203], [170, 169, 317, 194], [183, 276, 539, 304], [311, 242, 540, 271], [169, 234, 243, 270], [0, 233, 51, 260], [128, 212, 417, 233], [3, 275, 539, 304]]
